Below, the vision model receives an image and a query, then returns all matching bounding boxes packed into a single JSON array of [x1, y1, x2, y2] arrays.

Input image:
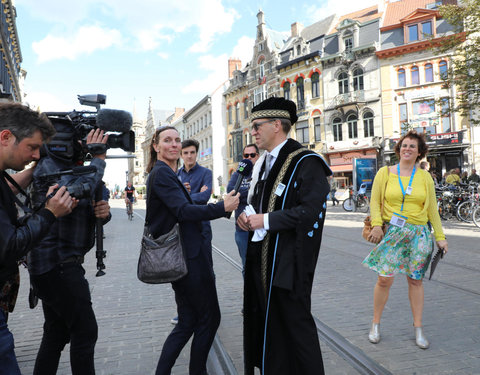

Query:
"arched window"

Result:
[[439, 60, 448, 79], [347, 114, 358, 139], [353, 68, 364, 91], [235, 102, 240, 123], [425, 63, 433, 82], [311, 72, 320, 98], [297, 77, 305, 109], [332, 117, 343, 142], [398, 68, 406, 87], [283, 82, 290, 100], [363, 112, 374, 137], [338, 72, 348, 94], [259, 59, 265, 78], [411, 66, 419, 85]]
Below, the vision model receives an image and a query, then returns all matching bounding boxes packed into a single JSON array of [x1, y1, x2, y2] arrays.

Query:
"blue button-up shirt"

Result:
[[177, 163, 212, 204]]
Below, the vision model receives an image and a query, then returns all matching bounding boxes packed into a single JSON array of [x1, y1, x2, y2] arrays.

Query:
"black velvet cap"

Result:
[[250, 97, 298, 124]]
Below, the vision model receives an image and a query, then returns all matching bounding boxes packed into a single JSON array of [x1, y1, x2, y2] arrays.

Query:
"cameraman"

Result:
[[27, 127, 110, 375], [0, 103, 74, 375]]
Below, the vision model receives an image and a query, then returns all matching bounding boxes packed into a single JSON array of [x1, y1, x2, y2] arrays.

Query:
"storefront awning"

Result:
[[330, 164, 353, 172]]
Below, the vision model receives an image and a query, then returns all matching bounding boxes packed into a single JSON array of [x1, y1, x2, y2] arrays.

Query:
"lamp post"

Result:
[[125, 171, 129, 186]]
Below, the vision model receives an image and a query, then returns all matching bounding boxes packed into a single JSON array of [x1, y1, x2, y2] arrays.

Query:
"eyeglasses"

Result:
[[243, 153, 258, 158], [251, 119, 275, 131]]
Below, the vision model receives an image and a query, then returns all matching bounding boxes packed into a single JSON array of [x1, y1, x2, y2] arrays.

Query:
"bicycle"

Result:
[[473, 204, 480, 229], [126, 199, 133, 220], [342, 184, 370, 213]]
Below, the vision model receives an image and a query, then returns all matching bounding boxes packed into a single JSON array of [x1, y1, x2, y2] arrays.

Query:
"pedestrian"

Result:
[[28, 127, 111, 375], [227, 143, 260, 276], [419, 161, 428, 170], [468, 169, 480, 183], [146, 126, 239, 375], [0, 103, 74, 374], [237, 97, 332, 375], [363, 130, 448, 349], [460, 171, 468, 184], [446, 168, 460, 185], [329, 176, 340, 206]]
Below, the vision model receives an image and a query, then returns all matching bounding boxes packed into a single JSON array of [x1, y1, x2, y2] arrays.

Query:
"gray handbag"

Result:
[[137, 223, 187, 284], [137, 168, 188, 284]]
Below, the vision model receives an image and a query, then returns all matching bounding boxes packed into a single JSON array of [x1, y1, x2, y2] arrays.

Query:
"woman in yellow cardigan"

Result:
[[363, 130, 448, 349]]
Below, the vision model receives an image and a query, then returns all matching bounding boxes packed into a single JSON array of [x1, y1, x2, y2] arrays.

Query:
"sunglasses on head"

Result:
[[243, 153, 258, 158]]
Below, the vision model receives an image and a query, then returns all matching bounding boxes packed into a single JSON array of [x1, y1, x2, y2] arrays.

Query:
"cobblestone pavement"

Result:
[[10, 199, 480, 374]]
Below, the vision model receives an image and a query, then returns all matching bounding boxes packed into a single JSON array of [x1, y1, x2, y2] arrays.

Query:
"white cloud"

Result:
[[20, 0, 239, 58], [23, 90, 73, 112], [32, 25, 122, 63]]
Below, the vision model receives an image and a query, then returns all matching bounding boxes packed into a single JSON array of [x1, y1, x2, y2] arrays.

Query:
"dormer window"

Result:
[[296, 45, 301, 56], [407, 20, 433, 42], [344, 36, 353, 51]]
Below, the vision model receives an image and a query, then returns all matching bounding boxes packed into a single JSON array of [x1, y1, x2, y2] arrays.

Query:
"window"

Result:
[[353, 68, 364, 91], [311, 72, 320, 98], [228, 108, 232, 124], [363, 112, 374, 137], [347, 114, 358, 139], [332, 118, 343, 142], [314, 117, 321, 141], [235, 103, 240, 123], [441, 98, 451, 132], [398, 68, 406, 87], [297, 77, 305, 109], [344, 36, 353, 51], [258, 42, 264, 52], [233, 133, 243, 162], [283, 82, 290, 100], [338, 72, 349, 94], [425, 63, 433, 82], [408, 24, 418, 42], [296, 45, 301, 56], [411, 66, 419, 85], [229, 139, 233, 158], [244, 101, 248, 119], [407, 20, 433, 42], [259, 59, 265, 78], [412, 99, 435, 117], [254, 86, 267, 106], [399, 103, 408, 125], [439, 60, 448, 79], [295, 120, 309, 144]]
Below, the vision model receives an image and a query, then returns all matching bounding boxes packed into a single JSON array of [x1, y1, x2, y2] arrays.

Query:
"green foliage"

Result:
[[435, 0, 480, 125]]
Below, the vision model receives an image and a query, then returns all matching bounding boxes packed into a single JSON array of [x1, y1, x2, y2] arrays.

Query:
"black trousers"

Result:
[[30, 263, 98, 375], [156, 252, 220, 375]]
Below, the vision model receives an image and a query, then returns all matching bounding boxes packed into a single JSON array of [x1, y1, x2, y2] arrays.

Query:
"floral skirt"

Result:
[[362, 223, 434, 280]]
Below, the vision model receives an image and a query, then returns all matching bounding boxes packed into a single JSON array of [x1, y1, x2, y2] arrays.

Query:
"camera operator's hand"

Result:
[[45, 185, 77, 218], [86, 129, 109, 160], [94, 200, 110, 219]]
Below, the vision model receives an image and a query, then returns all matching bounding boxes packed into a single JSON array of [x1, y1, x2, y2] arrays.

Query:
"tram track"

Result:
[[212, 244, 392, 375]]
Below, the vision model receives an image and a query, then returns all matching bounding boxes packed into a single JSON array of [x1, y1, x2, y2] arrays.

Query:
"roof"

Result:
[[382, 0, 457, 28], [302, 14, 337, 41], [329, 5, 381, 34]]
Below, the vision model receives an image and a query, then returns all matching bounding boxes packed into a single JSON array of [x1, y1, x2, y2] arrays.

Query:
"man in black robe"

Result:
[[237, 97, 332, 375]]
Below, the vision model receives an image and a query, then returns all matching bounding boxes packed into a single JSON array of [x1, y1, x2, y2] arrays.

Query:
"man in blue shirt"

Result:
[[174, 139, 212, 325], [227, 144, 259, 276]]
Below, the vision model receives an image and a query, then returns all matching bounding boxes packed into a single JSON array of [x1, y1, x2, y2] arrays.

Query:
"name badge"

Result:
[[275, 183, 286, 197], [390, 213, 408, 228], [406, 186, 413, 195]]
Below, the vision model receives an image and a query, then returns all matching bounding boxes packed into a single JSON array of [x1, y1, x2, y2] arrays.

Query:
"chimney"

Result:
[[228, 58, 242, 79], [291, 22, 304, 37]]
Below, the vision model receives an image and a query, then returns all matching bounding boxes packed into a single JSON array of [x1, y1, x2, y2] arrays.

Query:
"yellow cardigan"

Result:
[[370, 166, 445, 241]]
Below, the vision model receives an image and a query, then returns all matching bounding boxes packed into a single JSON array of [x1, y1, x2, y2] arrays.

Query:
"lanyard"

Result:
[[397, 164, 416, 212]]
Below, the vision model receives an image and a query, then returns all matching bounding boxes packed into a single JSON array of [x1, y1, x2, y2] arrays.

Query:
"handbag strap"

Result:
[[380, 166, 390, 220]]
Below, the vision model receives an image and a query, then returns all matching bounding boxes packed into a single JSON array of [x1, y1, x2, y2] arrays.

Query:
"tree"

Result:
[[435, 0, 480, 125]]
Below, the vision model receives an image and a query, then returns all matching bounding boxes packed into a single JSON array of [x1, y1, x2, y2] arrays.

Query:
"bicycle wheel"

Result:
[[357, 197, 370, 213], [456, 201, 474, 222], [343, 198, 354, 212], [439, 202, 453, 220], [473, 206, 480, 228]]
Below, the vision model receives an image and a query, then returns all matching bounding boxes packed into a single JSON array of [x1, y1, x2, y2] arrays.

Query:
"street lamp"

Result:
[[125, 171, 129, 186]]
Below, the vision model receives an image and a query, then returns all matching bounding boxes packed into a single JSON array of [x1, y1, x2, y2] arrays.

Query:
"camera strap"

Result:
[[2, 171, 33, 214]]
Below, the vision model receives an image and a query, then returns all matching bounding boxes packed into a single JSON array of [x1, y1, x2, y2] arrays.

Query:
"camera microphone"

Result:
[[96, 109, 133, 133], [226, 159, 253, 219]]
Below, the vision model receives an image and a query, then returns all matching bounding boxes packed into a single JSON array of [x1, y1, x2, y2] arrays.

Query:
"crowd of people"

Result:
[[0, 98, 461, 374]]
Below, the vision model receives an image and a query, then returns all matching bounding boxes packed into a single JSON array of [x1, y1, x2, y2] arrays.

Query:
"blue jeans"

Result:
[[235, 230, 248, 277], [0, 309, 21, 375]]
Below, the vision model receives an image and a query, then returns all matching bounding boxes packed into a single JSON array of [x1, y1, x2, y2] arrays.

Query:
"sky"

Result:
[[14, 0, 378, 188]]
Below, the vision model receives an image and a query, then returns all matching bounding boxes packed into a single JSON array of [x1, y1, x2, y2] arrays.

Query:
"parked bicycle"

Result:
[[343, 183, 370, 213]]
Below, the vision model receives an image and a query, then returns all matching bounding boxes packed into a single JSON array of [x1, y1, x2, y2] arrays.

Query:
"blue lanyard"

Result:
[[397, 164, 416, 212]]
